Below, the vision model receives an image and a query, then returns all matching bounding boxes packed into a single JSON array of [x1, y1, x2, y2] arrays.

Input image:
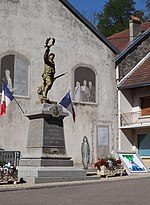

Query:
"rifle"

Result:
[[54, 72, 67, 81]]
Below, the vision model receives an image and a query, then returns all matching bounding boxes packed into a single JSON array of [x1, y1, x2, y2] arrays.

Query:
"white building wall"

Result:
[[0, 0, 117, 165], [120, 90, 133, 113], [119, 87, 150, 153], [118, 129, 134, 152]]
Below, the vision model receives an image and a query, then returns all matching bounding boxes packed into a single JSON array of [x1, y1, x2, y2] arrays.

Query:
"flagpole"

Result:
[[13, 97, 25, 114]]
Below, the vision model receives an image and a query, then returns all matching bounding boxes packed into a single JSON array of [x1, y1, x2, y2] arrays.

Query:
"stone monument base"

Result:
[[17, 166, 97, 184], [18, 104, 76, 183], [19, 155, 73, 167]]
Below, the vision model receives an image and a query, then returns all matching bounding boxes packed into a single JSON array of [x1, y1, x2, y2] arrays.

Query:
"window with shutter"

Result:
[[141, 96, 150, 116]]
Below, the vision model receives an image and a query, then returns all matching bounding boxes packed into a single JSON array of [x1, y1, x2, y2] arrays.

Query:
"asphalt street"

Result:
[[0, 176, 150, 205]]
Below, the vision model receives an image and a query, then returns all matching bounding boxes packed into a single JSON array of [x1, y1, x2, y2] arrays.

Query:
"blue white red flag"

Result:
[[59, 91, 76, 122], [0, 82, 14, 116]]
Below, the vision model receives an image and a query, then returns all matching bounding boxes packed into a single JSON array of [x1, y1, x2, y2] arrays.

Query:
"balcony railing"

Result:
[[120, 111, 150, 127]]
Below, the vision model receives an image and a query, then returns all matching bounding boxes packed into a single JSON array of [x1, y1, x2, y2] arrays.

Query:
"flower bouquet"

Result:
[[0, 162, 18, 183], [94, 156, 125, 177]]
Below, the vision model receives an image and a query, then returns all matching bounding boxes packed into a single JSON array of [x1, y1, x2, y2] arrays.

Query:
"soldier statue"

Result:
[[37, 38, 56, 103]]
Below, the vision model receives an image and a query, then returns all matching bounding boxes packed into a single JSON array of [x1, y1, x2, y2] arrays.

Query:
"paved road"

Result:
[[0, 177, 150, 205]]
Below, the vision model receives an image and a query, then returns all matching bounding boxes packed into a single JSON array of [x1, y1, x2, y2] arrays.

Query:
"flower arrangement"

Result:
[[0, 162, 18, 183], [94, 156, 122, 170]]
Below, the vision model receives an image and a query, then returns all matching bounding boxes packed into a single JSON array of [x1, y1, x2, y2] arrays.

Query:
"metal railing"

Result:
[[0, 151, 21, 166]]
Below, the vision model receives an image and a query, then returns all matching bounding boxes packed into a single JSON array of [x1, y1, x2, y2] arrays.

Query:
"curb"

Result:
[[0, 174, 150, 192]]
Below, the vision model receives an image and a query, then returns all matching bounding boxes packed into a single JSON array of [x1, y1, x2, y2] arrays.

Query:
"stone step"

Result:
[[34, 175, 100, 184], [19, 158, 73, 167], [18, 165, 98, 184], [38, 170, 88, 178]]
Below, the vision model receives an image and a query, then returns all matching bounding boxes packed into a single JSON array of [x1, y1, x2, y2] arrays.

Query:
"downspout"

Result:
[[116, 65, 121, 151]]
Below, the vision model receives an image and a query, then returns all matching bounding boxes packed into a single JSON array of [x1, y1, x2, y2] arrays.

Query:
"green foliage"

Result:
[[104, 156, 117, 166], [97, 0, 144, 37], [146, 0, 150, 18], [0, 160, 6, 167], [146, 0, 150, 11]]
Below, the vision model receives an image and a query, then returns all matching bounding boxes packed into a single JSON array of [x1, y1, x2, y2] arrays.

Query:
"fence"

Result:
[[0, 151, 21, 166]]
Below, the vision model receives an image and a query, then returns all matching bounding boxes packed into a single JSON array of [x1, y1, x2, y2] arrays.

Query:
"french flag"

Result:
[[59, 91, 76, 122], [0, 82, 14, 116]]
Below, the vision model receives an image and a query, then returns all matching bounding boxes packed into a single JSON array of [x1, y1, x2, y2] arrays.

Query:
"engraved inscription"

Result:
[[44, 120, 65, 148], [43, 148, 66, 155]]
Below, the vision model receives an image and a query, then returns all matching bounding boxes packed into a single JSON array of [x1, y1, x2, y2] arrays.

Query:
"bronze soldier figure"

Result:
[[37, 38, 55, 103]]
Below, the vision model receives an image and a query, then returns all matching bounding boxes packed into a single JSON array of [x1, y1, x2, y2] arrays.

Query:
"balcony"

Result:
[[120, 111, 150, 128]]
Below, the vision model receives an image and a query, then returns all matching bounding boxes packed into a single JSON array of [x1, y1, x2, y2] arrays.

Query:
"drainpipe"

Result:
[[116, 65, 121, 151]]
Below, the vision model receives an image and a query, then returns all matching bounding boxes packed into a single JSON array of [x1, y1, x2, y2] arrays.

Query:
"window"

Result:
[[138, 134, 150, 156], [0, 54, 29, 97], [141, 96, 150, 116], [73, 67, 96, 103]]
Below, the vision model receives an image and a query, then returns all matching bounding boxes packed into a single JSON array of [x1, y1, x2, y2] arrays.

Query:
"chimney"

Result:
[[129, 15, 141, 42]]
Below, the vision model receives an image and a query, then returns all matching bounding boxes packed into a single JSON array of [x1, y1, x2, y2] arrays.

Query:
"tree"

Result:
[[146, 0, 150, 18], [146, 0, 150, 10], [97, 0, 144, 37]]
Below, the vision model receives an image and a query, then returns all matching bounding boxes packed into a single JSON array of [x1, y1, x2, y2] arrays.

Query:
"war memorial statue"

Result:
[[18, 38, 92, 183], [37, 37, 55, 103], [37, 38, 66, 103]]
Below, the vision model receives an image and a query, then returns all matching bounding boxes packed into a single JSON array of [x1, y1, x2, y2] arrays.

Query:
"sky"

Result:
[[68, 0, 147, 18]]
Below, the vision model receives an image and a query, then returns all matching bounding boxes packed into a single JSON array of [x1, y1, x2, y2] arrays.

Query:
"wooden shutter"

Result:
[[141, 96, 150, 116]]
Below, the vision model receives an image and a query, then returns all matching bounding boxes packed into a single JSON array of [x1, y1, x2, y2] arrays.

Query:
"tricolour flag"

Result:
[[59, 91, 76, 122], [0, 82, 14, 116]]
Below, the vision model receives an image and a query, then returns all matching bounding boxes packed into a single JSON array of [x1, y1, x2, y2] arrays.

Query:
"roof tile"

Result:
[[108, 21, 150, 52], [119, 56, 150, 89]]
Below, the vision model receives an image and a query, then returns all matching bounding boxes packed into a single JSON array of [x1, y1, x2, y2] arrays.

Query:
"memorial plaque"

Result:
[[43, 118, 65, 148], [25, 104, 70, 155], [97, 126, 109, 157]]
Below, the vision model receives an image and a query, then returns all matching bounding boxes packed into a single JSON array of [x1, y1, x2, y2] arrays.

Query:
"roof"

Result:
[[59, 0, 119, 54], [118, 53, 150, 90], [108, 21, 150, 52], [115, 27, 150, 64]]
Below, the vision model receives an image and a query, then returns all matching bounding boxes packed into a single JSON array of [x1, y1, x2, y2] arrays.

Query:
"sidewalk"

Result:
[[0, 173, 150, 192]]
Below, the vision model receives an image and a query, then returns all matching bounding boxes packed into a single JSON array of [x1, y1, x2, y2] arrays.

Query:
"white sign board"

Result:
[[118, 153, 149, 173]]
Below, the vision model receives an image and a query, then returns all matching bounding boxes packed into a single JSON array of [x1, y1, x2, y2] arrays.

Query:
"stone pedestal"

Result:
[[18, 104, 75, 182]]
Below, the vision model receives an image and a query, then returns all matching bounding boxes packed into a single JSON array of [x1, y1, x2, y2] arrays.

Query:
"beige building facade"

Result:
[[0, 0, 118, 166]]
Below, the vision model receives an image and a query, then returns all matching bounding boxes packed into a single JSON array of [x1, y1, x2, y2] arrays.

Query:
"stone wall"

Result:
[[119, 36, 150, 80]]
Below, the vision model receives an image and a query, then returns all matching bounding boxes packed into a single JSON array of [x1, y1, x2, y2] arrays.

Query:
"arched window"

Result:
[[0, 54, 29, 97], [73, 67, 96, 103]]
